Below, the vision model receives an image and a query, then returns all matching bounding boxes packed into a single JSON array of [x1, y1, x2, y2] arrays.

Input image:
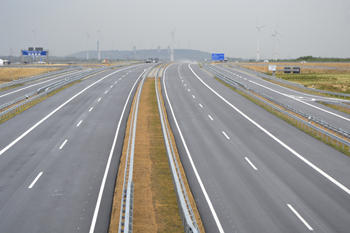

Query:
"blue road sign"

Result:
[[212, 53, 225, 60], [22, 51, 47, 56]]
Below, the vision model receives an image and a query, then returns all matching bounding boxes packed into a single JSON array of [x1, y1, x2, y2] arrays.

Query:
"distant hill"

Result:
[[67, 49, 213, 61]]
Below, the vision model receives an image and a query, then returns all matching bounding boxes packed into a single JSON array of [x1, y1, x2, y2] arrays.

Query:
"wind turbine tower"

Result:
[[31, 28, 37, 49], [271, 23, 283, 61], [170, 27, 176, 61], [97, 41, 100, 60], [97, 24, 102, 60], [256, 18, 266, 62], [85, 31, 90, 60]]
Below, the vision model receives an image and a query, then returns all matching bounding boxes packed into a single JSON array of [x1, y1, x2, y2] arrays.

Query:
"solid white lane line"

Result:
[[59, 140, 68, 149], [245, 157, 257, 170], [249, 80, 350, 122], [105, 91, 108, 94], [287, 204, 314, 231], [28, 172, 43, 189], [0, 66, 139, 157], [189, 64, 350, 196], [89, 107, 93, 112], [77, 120, 83, 127], [89, 69, 146, 233], [192, 95, 195, 98], [98, 98, 101, 102], [222, 131, 230, 139], [199, 103, 203, 108], [163, 65, 225, 233], [208, 115, 213, 121]]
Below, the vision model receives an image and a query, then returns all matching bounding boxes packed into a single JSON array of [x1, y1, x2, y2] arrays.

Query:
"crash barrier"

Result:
[[320, 101, 350, 114], [118, 67, 152, 233], [230, 65, 350, 100], [201, 63, 350, 152], [0, 65, 124, 122], [155, 64, 199, 233], [0, 67, 82, 91]]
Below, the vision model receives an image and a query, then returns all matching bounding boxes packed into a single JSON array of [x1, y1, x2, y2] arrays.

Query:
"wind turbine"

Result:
[[86, 27, 90, 60], [271, 22, 283, 61], [97, 24, 103, 60], [256, 18, 266, 62], [170, 27, 176, 61], [31, 28, 37, 49]]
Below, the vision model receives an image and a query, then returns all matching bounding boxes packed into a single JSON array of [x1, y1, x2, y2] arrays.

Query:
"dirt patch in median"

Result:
[[109, 78, 184, 232]]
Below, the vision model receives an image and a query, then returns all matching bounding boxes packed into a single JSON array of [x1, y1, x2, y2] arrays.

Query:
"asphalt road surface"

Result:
[[209, 64, 350, 132], [162, 63, 350, 233], [0, 64, 151, 232]]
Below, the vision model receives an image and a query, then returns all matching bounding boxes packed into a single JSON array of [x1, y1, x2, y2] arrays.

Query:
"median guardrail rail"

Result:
[[201, 63, 350, 152], [118, 67, 152, 233], [0, 64, 127, 122], [228, 64, 350, 100], [155, 64, 199, 233], [0, 66, 83, 91]]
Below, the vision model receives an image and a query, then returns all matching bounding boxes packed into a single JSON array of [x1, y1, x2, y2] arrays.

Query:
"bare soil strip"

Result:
[[109, 73, 205, 232]]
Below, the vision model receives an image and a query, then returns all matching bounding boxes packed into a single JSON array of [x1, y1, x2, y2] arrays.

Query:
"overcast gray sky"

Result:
[[1, 0, 349, 59]]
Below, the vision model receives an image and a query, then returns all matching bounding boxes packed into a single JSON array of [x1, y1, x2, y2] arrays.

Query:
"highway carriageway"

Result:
[[0, 64, 153, 232], [209, 64, 350, 133], [162, 63, 350, 232]]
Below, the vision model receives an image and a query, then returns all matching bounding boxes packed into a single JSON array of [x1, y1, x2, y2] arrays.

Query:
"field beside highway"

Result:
[[238, 63, 350, 94], [0, 67, 59, 84]]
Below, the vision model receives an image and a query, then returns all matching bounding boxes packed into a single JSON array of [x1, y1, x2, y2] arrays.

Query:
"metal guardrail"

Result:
[[155, 64, 199, 233], [0, 65, 81, 69], [0, 64, 126, 122], [201, 63, 350, 152], [118, 67, 152, 233], [0, 67, 83, 91], [320, 101, 350, 113], [229, 64, 350, 100]]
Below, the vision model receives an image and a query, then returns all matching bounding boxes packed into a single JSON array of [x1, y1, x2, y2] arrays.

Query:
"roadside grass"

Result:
[[0, 83, 24, 92], [236, 64, 350, 94], [317, 101, 350, 115], [0, 80, 81, 124], [109, 78, 184, 232], [0, 68, 59, 84], [214, 77, 350, 157], [156, 77, 205, 233]]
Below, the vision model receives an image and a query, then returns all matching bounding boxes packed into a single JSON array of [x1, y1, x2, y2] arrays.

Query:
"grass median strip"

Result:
[[110, 78, 183, 232]]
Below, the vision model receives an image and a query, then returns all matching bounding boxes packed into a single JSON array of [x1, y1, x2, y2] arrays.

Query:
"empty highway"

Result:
[[209, 64, 350, 132], [162, 63, 350, 232], [0, 64, 151, 232]]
